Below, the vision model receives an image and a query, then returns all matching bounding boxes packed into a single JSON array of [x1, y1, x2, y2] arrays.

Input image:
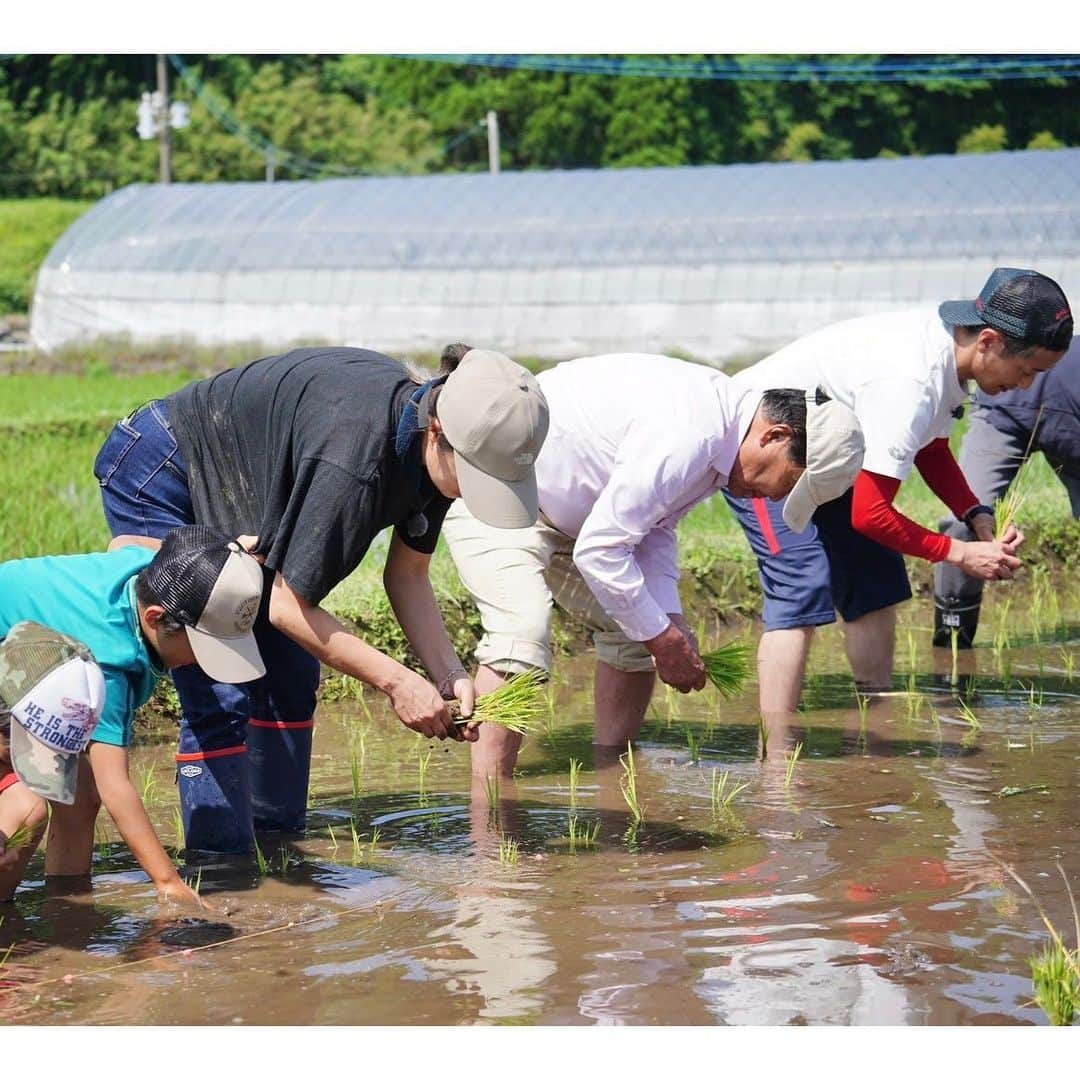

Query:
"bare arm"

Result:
[[384, 535, 476, 726], [87, 741, 201, 906], [266, 570, 465, 740]]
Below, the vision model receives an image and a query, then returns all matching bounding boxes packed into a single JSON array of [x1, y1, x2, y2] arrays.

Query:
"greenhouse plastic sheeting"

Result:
[[30, 149, 1080, 361]]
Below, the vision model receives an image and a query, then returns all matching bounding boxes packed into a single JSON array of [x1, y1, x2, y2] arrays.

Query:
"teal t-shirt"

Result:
[[0, 546, 163, 747]]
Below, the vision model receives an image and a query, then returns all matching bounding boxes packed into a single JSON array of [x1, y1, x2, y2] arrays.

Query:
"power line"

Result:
[[397, 54, 1080, 83], [167, 55, 493, 180]]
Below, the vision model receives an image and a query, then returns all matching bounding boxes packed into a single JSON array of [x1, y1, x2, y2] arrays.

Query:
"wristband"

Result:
[[437, 666, 468, 699], [962, 504, 995, 530]]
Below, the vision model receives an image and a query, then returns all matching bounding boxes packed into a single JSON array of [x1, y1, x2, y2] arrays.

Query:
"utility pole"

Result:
[[157, 54, 172, 184], [485, 110, 500, 175]]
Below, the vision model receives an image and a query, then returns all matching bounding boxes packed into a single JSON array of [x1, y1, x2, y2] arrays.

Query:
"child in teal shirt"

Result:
[[0, 525, 266, 904]]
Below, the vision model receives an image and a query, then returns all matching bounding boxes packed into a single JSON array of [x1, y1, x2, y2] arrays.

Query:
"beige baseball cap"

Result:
[[146, 525, 266, 683], [782, 390, 866, 533], [437, 350, 550, 529]]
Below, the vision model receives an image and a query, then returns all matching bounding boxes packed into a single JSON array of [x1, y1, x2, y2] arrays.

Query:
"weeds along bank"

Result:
[[3, 364, 1079, 694]]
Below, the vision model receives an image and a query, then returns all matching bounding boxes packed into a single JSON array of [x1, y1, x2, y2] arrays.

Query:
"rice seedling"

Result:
[[1061, 648, 1075, 683], [1031, 942, 1080, 1026], [498, 834, 520, 867], [367, 827, 380, 862], [567, 757, 582, 809], [350, 745, 363, 802], [566, 815, 601, 852], [710, 769, 749, 817], [618, 742, 645, 825], [956, 698, 982, 733], [904, 691, 925, 721], [757, 715, 770, 760], [191, 867, 203, 896], [664, 682, 681, 722], [994, 857, 1080, 1027], [254, 838, 269, 876], [417, 747, 432, 803], [327, 824, 339, 853], [1, 820, 37, 853], [784, 742, 803, 789], [994, 464, 1032, 542], [483, 774, 501, 812], [685, 727, 700, 765], [172, 808, 185, 850], [905, 629, 918, 676], [453, 670, 546, 735], [137, 765, 158, 805], [1027, 682, 1045, 710], [543, 685, 559, 740], [701, 640, 751, 698], [856, 692, 870, 723]]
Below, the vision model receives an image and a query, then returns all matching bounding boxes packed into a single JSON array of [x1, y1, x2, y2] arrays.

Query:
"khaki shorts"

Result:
[[441, 501, 655, 676]]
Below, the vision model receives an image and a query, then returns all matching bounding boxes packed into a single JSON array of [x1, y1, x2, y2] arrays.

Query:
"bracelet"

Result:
[[962, 504, 995, 530], [437, 666, 468, 699]]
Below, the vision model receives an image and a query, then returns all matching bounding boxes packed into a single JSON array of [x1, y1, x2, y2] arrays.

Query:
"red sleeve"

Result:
[[851, 470, 953, 563], [912, 438, 980, 521]]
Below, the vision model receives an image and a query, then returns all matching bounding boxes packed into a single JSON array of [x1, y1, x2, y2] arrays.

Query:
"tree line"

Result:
[[0, 54, 1076, 198]]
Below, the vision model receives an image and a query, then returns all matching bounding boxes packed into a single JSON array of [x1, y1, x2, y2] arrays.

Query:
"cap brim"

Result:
[[938, 299, 983, 327], [454, 451, 540, 529], [10, 720, 80, 805], [186, 625, 266, 683], [782, 474, 817, 534]]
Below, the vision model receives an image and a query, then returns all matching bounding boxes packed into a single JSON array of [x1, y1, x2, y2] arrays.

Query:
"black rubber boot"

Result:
[[932, 594, 981, 649]]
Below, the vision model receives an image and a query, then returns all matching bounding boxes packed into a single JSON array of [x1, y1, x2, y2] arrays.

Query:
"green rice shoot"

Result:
[[618, 742, 645, 825], [2, 820, 37, 852], [784, 741, 803, 789], [701, 640, 751, 698], [994, 417, 1041, 541], [453, 669, 547, 734]]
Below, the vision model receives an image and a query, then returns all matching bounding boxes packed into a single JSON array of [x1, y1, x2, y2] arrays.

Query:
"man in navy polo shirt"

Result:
[[933, 338, 1080, 647]]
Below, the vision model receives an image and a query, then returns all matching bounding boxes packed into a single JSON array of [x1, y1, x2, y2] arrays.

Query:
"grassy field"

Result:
[[0, 199, 91, 314], [2, 365, 1077, 661]]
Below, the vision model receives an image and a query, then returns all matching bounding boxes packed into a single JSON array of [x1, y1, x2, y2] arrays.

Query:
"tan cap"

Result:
[[782, 390, 865, 533], [437, 350, 550, 528], [147, 525, 266, 684]]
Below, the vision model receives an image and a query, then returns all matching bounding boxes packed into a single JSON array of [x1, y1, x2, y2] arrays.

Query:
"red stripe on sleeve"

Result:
[[851, 470, 953, 563]]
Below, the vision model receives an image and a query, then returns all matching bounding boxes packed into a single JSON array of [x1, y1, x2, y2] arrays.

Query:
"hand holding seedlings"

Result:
[[945, 536, 1023, 581], [450, 669, 546, 735], [646, 618, 707, 693]]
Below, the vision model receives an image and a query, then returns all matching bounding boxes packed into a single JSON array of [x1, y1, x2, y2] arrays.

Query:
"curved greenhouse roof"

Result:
[[31, 148, 1080, 361]]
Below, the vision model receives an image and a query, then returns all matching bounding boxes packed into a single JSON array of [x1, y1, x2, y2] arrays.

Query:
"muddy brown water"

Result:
[[2, 602, 1079, 1026]]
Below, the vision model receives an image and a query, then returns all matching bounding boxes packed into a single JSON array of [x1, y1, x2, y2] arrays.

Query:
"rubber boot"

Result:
[[932, 594, 981, 649], [248, 718, 314, 833], [176, 746, 255, 855]]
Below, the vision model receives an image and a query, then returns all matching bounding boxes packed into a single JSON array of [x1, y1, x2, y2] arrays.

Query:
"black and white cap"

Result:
[[147, 525, 266, 683]]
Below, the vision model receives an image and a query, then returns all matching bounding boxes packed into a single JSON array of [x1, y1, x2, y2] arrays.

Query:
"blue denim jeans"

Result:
[[95, 401, 320, 853]]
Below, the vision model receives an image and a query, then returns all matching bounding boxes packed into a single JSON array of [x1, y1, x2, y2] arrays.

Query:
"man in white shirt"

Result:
[[726, 267, 1072, 714], [441, 352, 865, 777]]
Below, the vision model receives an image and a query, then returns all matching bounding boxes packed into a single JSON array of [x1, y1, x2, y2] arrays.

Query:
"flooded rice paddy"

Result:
[[2, 595, 1079, 1025]]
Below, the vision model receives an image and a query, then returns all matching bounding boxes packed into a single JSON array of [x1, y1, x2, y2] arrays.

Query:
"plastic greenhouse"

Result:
[[30, 148, 1080, 362]]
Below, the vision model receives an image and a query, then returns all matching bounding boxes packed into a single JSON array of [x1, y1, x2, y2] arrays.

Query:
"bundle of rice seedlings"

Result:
[[2, 821, 37, 853], [452, 669, 547, 735], [994, 412, 1042, 541], [701, 640, 751, 698]]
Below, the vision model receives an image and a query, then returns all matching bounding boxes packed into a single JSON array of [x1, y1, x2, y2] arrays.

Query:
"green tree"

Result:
[[956, 123, 1008, 154]]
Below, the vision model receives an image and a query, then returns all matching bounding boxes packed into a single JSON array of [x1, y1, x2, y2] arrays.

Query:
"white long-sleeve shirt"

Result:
[[534, 354, 763, 642]]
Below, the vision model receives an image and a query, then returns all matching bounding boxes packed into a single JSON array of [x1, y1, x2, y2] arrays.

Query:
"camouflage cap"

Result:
[[0, 621, 105, 805]]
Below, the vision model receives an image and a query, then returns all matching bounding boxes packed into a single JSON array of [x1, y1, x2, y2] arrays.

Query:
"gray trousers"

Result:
[[933, 408, 1080, 616]]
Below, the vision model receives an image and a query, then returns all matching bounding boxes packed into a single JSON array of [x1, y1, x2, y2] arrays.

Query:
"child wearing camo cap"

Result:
[[0, 524, 266, 905], [0, 622, 106, 896]]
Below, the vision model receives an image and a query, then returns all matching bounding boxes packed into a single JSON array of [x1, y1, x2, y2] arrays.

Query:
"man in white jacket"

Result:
[[441, 352, 865, 777]]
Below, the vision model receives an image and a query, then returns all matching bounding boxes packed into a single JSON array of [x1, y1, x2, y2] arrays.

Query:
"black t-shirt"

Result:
[[975, 339, 1080, 465], [167, 347, 451, 605]]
